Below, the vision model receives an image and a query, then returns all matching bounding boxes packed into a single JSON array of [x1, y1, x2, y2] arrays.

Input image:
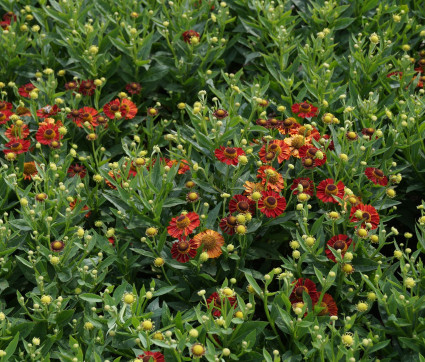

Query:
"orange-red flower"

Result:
[[167, 212, 200, 240], [278, 117, 300, 135], [78, 80, 96, 96], [23, 162, 37, 180], [243, 181, 265, 200], [257, 166, 284, 192], [4, 138, 30, 154], [291, 177, 315, 196], [36, 105, 59, 119], [0, 110, 13, 124], [35, 124, 61, 145], [183, 30, 200, 43], [68, 164, 87, 178], [120, 98, 138, 119], [298, 146, 326, 166], [137, 351, 165, 362], [325, 234, 354, 262], [5, 123, 29, 140], [206, 292, 237, 317], [166, 159, 190, 174], [291, 101, 318, 118], [350, 204, 380, 229], [316, 292, 338, 316], [284, 135, 309, 158], [316, 179, 344, 204], [365, 167, 388, 186], [228, 194, 255, 214], [215, 146, 244, 166], [259, 140, 291, 164], [257, 191, 287, 218], [18, 83, 36, 98], [171, 239, 199, 263], [290, 278, 318, 304], [192, 229, 225, 258], [75, 107, 99, 128]]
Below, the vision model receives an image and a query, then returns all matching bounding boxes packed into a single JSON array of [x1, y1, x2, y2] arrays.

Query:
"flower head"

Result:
[[167, 212, 200, 240], [170, 239, 199, 263], [206, 292, 237, 317], [137, 351, 165, 362], [325, 235, 354, 262], [316, 292, 338, 316], [257, 191, 287, 218], [350, 204, 380, 229], [365, 167, 388, 186], [316, 179, 344, 204], [192, 229, 224, 258], [215, 146, 245, 166], [289, 278, 319, 304], [291, 101, 318, 118]]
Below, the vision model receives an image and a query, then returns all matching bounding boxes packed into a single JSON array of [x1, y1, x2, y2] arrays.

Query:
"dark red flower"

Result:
[[18, 83, 36, 98], [0, 101, 12, 112], [228, 194, 255, 215], [316, 179, 344, 204], [258, 140, 291, 164], [350, 204, 380, 230], [365, 167, 388, 186], [137, 351, 165, 362], [316, 292, 338, 316], [278, 117, 300, 135], [167, 212, 200, 240], [0, 110, 13, 125], [206, 292, 237, 317], [182, 30, 200, 43], [170, 239, 199, 263], [35, 124, 61, 145], [325, 234, 354, 262], [291, 178, 315, 196], [257, 191, 287, 218], [74, 107, 99, 128], [67, 164, 87, 178], [291, 101, 318, 118], [78, 80, 96, 96], [126, 82, 142, 95], [214, 146, 245, 166], [219, 215, 238, 235], [36, 105, 59, 119], [299, 146, 326, 167], [290, 278, 318, 304], [213, 109, 228, 119], [65, 81, 79, 91], [4, 138, 30, 154]]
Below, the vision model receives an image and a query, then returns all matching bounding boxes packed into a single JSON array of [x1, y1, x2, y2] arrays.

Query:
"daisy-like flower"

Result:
[[325, 234, 354, 262], [70, 199, 91, 218], [166, 159, 190, 174], [257, 191, 287, 218], [257, 166, 284, 192], [229, 194, 255, 214], [68, 164, 87, 178], [192, 229, 224, 259], [75, 107, 98, 128], [213, 109, 228, 119], [0, 101, 12, 112], [78, 79, 96, 96], [316, 179, 344, 204], [65, 81, 79, 91], [243, 181, 265, 200], [219, 215, 238, 235], [259, 140, 291, 164], [256, 118, 269, 128], [18, 83, 36, 98], [5, 123, 30, 140], [36, 105, 59, 119], [167, 212, 200, 240], [298, 146, 326, 167], [365, 167, 388, 186], [103, 99, 121, 119], [120, 98, 138, 119], [50, 240, 65, 252], [291, 177, 315, 196], [126, 82, 142, 95], [291, 101, 318, 118], [289, 278, 319, 304], [267, 118, 281, 129], [316, 292, 338, 316], [361, 127, 375, 140], [350, 204, 380, 229], [284, 135, 309, 158], [215, 146, 245, 166], [4, 138, 30, 155], [183, 30, 200, 44], [35, 124, 61, 145], [23, 162, 38, 180], [15, 106, 31, 117], [0, 110, 12, 125], [170, 239, 199, 263], [137, 351, 165, 362], [278, 117, 300, 134], [206, 292, 237, 317]]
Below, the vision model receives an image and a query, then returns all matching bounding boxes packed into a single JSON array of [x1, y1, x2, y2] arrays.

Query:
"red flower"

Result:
[[137, 351, 165, 362], [36, 105, 59, 119], [365, 167, 388, 186], [219, 215, 238, 235], [325, 234, 354, 262], [257, 165, 284, 192], [70, 199, 91, 218], [103, 99, 121, 119], [214, 146, 245, 166], [350, 204, 380, 229], [65, 81, 79, 91], [206, 292, 237, 317], [257, 191, 287, 218], [258, 140, 291, 164], [126, 82, 142, 95], [167, 212, 200, 240], [291, 101, 318, 118], [361, 128, 376, 140], [166, 159, 190, 174], [298, 146, 326, 167], [0, 101, 12, 112], [387, 71, 403, 78], [316, 179, 344, 204], [171, 239, 199, 263], [316, 292, 338, 316], [68, 164, 87, 178], [120, 98, 138, 119], [78, 80, 96, 96], [291, 178, 315, 196], [108, 237, 115, 246], [278, 117, 300, 135], [228, 194, 255, 215], [4, 138, 30, 154], [18, 83, 36, 98], [182, 30, 200, 43], [73, 107, 99, 128], [0, 110, 13, 125], [289, 278, 318, 304], [35, 124, 61, 145], [5, 123, 30, 140]]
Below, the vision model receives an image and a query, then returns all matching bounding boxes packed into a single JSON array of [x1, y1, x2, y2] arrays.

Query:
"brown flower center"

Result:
[[11, 142, 23, 151], [333, 240, 346, 250], [224, 148, 237, 158], [307, 148, 317, 157], [295, 286, 307, 298], [84, 82, 92, 89], [291, 135, 305, 149], [265, 152, 276, 161], [300, 103, 311, 112], [24, 162, 36, 174], [269, 118, 279, 126], [202, 235, 216, 250], [176, 215, 190, 229], [51, 241, 63, 251], [111, 105, 119, 111], [44, 129, 56, 139], [257, 119, 268, 126], [177, 241, 189, 252], [319, 302, 329, 316], [300, 180, 310, 188], [237, 201, 249, 212], [71, 110, 80, 117], [264, 196, 277, 209], [303, 158, 314, 167], [283, 118, 294, 127], [325, 184, 338, 195], [362, 212, 371, 221], [269, 144, 281, 155], [373, 169, 384, 178], [227, 216, 237, 226], [131, 83, 138, 89]]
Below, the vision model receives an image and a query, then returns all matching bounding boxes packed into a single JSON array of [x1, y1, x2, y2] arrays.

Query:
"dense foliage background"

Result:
[[0, 0, 425, 361]]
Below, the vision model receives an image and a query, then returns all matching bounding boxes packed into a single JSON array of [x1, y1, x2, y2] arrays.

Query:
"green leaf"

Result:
[[4, 332, 19, 360], [79, 293, 103, 303]]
